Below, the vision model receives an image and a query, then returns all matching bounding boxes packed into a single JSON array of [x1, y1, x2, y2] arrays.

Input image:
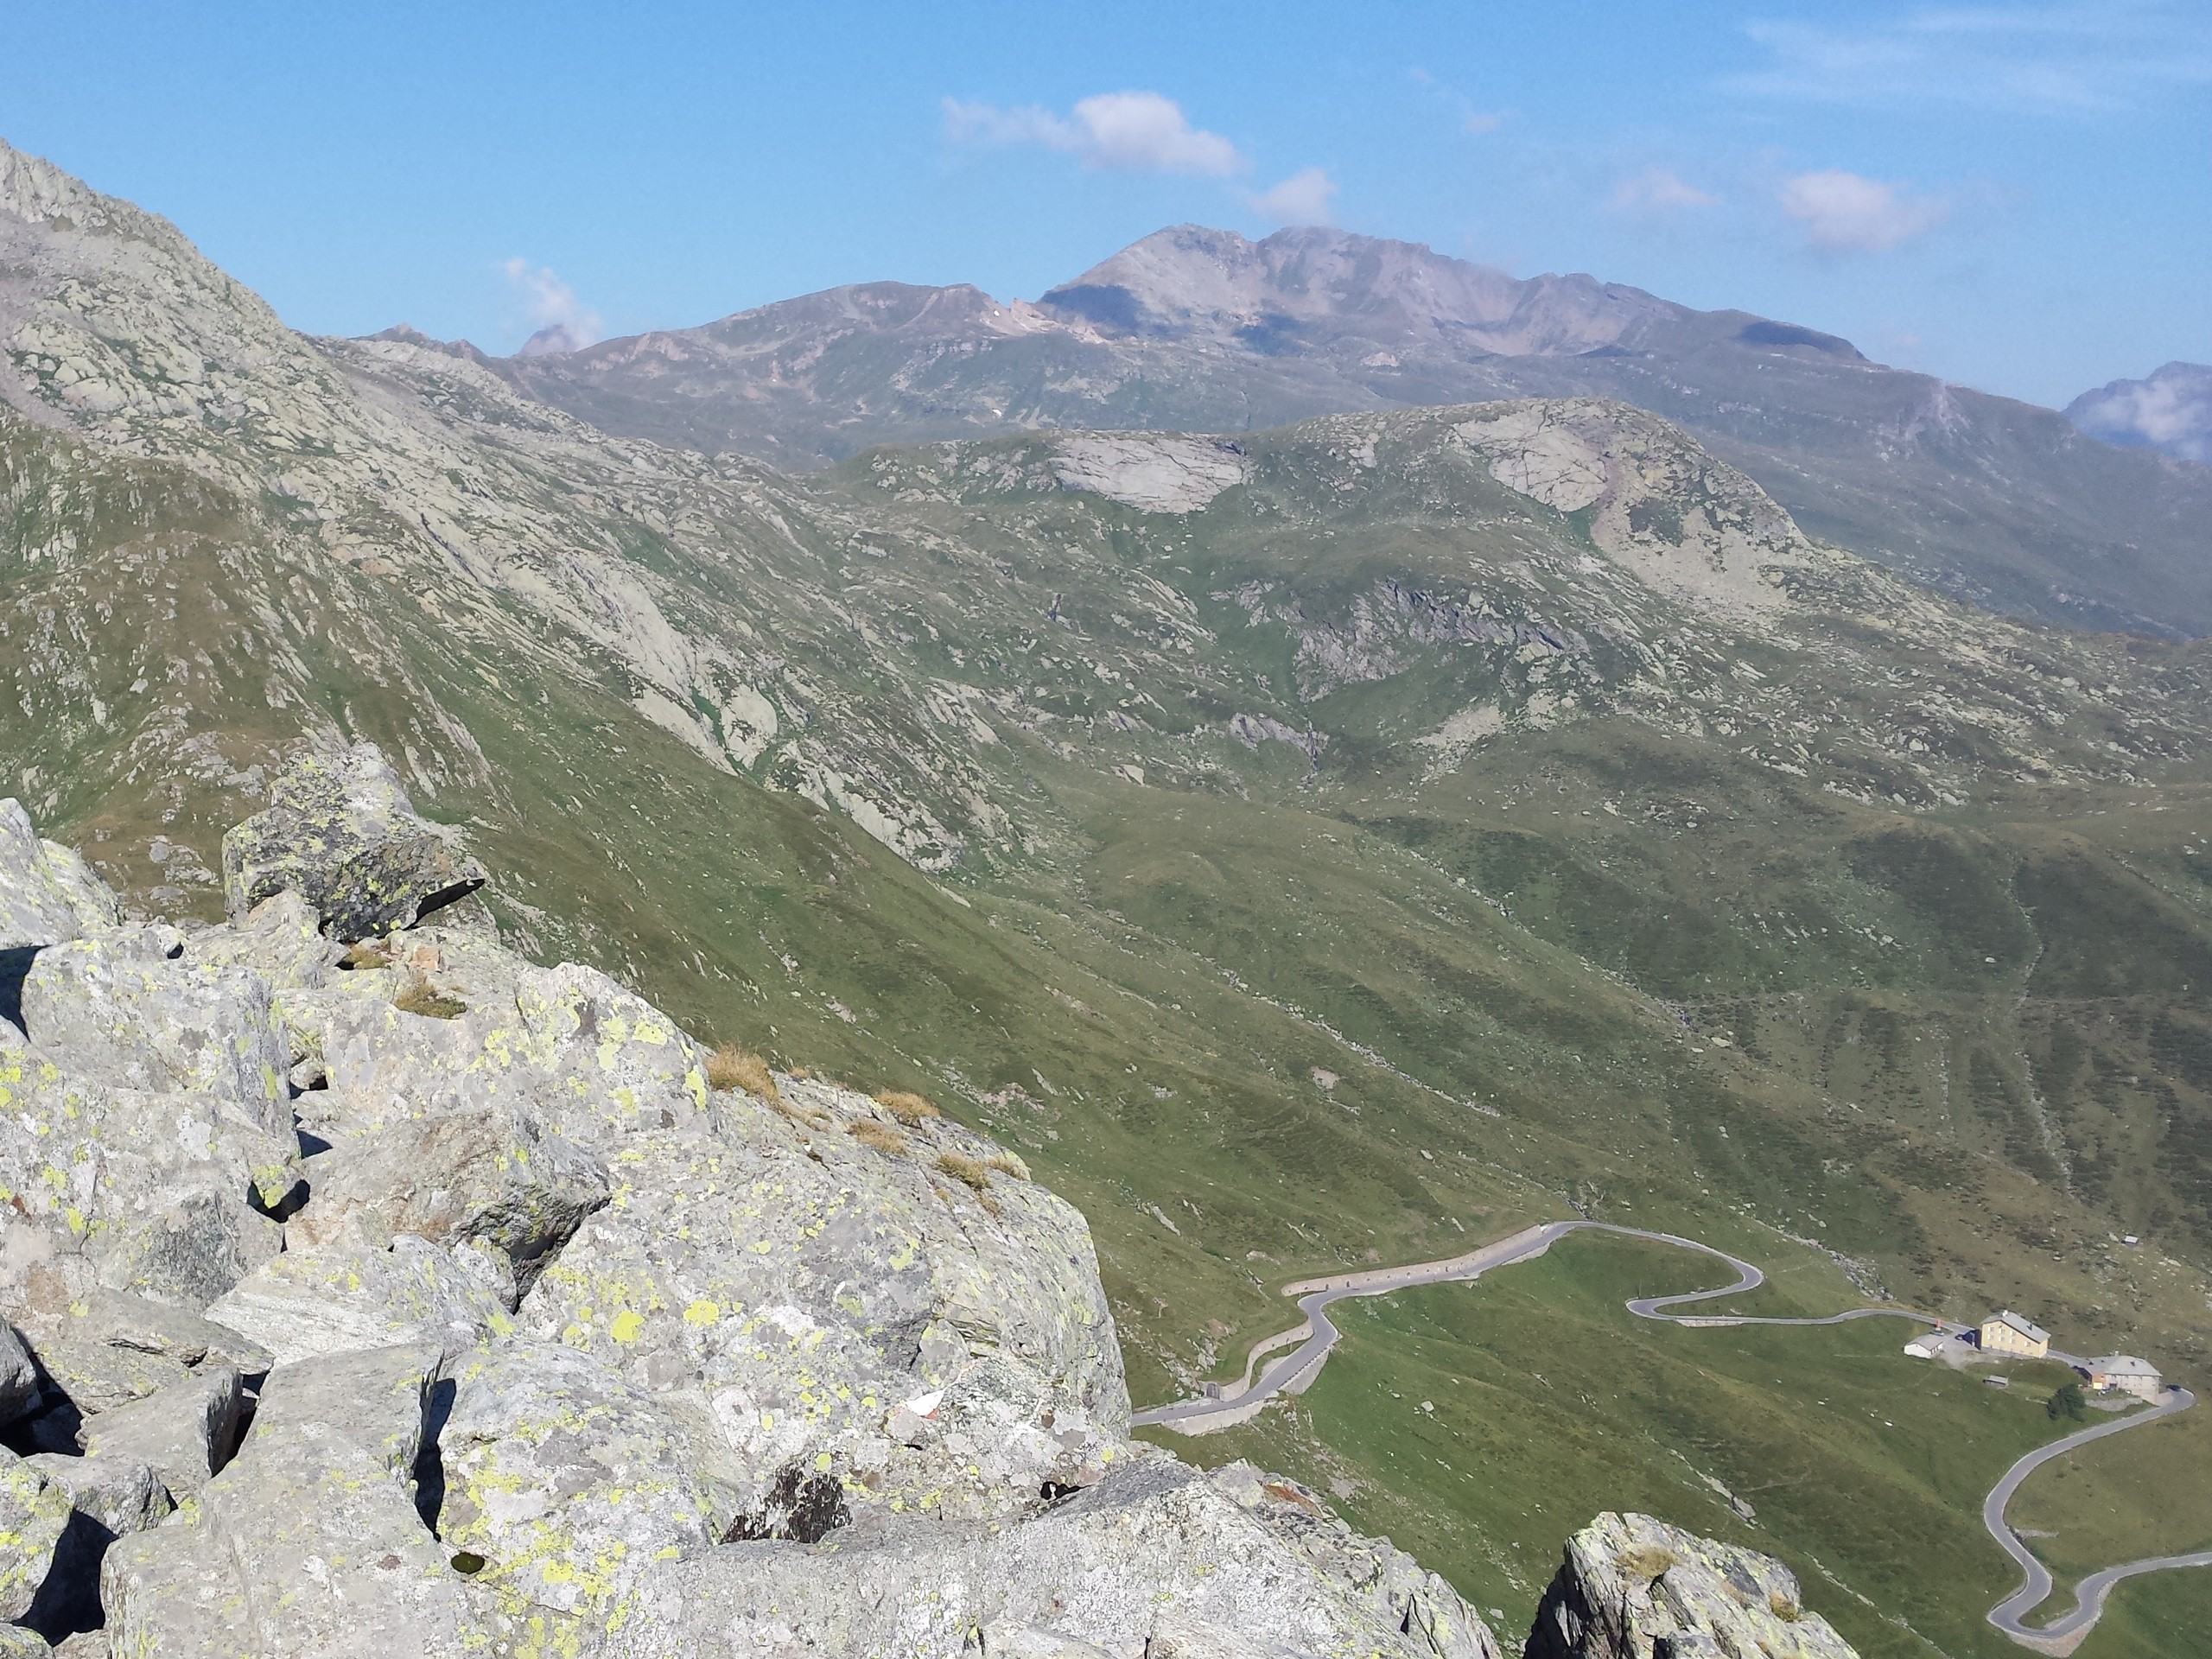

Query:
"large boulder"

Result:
[[1524, 1512, 1859, 1659], [22, 931, 290, 1134], [78, 1362, 245, 1497], [0, 1446, 73, 1620], [604, 1456, 1499, 1659], [202, 1235, 515, 1367], [102, 1344, 491, 1658], [518, 1077, 1128, 1531], [432, 1340, 728, 1634], [285, 1103, 610, 1291], [0, 799, 120, 953], [0, 1062, 289, 1314], [220, 744, 486, 942]]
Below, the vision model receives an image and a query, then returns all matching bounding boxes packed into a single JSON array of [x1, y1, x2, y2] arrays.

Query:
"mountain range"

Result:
[[476, 223, 2212, 638], [4, 135, 2212, 1654]]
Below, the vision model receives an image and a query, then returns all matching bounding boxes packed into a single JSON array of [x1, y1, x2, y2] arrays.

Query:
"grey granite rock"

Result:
[[201, 1235, 514, 1367], [1524, 1512, 1859, 1659], [0, 799, 121, 953], [21, 934, 289, 1135], [433, 1339, 726, 1630], [605, 1455, 1497, 1659], [287, 1103, 609, 1292], [103, 1344, 490, 1659], [0, 1446, 72, 1620], [219, 744, 486, 943], [0, 1324, 36, 1424], [0, 1063, 289, 1314], [22, 1453, 173, 1641], [77, 1363, 243, 1497]]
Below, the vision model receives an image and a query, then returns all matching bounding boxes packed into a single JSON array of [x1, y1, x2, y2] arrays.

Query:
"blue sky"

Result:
[[4, 1, 2206, 407]]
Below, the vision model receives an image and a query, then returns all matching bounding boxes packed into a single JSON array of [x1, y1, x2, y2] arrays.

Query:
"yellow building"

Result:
[[1979, 1310, 2050, 1357]]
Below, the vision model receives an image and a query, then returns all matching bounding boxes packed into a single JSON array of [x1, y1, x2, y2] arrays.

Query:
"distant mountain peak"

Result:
[[1035, 221, 1675, 359], [2066, 361, 2212, 466]]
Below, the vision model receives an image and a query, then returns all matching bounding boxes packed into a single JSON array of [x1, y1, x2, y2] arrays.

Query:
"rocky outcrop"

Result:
[[1524, 1512, 1859, 1659], [219, 744, 487, 941], [0, 752, 1505, 1656]]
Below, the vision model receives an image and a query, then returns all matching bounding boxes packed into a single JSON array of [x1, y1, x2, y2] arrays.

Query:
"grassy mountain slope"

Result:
[[6, 139, 2212, 1648]]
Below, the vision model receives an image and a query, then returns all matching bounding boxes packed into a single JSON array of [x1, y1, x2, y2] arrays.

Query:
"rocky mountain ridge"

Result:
[[487, 222, 2212, 637]]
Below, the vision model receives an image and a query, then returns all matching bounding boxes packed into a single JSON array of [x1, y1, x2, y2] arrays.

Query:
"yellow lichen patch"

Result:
[[682, 1300, 721, 1328]]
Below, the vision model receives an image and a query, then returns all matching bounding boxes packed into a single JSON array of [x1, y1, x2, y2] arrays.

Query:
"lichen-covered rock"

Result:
[[309, 959, 712, 1147], [518, 1082, 1127, 1529], [35, 1288, 272, 1376], [219, 744, 486, 942], [434, 1339, 728, 1631], [202, 1235, 515, 1367], [0, 1060, 289, 1314], [21, 933, 290, 1134], [22, 1453, 174, 1639], [0, 1446, 73, 1619], [286, 1103, 609, 1290], [1524, 1512, 1859, 1659], [605, 1455, 1497, 1659], [0, 799, 121, 951], [78, 1363, 243, 1497], [103, 1344, 490, 1659]]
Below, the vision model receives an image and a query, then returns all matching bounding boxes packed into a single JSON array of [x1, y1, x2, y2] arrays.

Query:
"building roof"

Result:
[[2086, 1354, 2161, 1377], [1986, 1310, 2050, 1344]]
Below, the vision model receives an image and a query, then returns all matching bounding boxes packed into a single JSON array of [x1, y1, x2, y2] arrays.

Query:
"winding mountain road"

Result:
[[1131, 1218, 2207, 1650], [1981, 1386, 2205, 1655]]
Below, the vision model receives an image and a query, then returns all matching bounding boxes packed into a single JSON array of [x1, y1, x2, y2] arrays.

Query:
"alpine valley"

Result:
[[3, 136, 2211, 1657]]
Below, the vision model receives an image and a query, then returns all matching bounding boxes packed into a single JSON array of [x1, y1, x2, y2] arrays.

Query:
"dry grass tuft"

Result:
[[934, 1151, 991, 1192], [877, 1089, 939, 1126], [848, 1117, 909, 1156], [770, 1095, 835, 1132], [341, 939, 393, 970], [392, 973, 467, 1020], [1618, 1546, 1678, 1582], [707, 1045, 779, 1103], [982, 1150, 1030, 1181], [1767, 1592, 1801, 1622]]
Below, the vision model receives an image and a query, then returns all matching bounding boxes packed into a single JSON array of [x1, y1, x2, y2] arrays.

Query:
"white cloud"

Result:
[[1734, 3, 2212, 113], [1778, 168, 1948, 251], [1252, 167, 1338, 226], [943, 91, 1246, 175], [503, 259, 603, 354], [1608, 167, 1720, 212], [1462, 111, 1504, 135]]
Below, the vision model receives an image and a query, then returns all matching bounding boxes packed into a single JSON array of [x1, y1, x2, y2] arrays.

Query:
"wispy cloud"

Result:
[[1251, 167, 1338, 226], [1733, 2, 2212, 113], [503, 259, 603, 355], [1607, 167, 1720, 212], [1409, 67, 1508, 135], [1779, 169, 1949, 251], [943, 91, 1246, 175]]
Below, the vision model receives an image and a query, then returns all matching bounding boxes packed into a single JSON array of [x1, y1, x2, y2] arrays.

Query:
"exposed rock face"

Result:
[[219, 743, 487, 941], [0, 754, 1506, 1656], [1524, 1512, 1859, 1659]]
